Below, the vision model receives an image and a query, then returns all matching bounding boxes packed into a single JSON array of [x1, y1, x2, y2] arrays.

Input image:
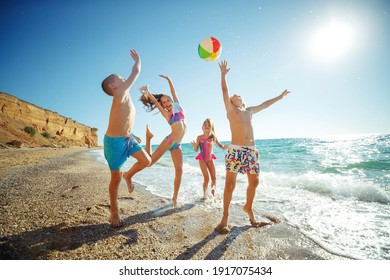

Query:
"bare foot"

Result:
[[123, 172, 134, 193], [110, 213, 124, 228], [211, 185, 216, 197], [214, 223, 231, 234], [243, 205, 272, 228], [172, 199, 181, 209], [243, 204, 256, 222], [146, 124, 154, 139]]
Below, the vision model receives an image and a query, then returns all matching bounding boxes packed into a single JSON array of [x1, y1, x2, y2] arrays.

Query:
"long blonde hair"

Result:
[[203, 118, 216, 142]]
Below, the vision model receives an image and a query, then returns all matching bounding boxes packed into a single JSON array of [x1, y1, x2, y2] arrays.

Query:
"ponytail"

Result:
[[140, 93, 164, 112]]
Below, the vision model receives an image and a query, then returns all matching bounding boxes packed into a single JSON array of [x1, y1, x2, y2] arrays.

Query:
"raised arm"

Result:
[[121, 50, 141, 92], [142, 87, 170, 120], [249, 89, 290, 114], [159, 75, 179, 103], [218, 60, 232, 111]]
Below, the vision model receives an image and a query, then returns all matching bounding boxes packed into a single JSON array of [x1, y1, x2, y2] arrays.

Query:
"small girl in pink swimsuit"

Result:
[[191, 118, 227, 199]]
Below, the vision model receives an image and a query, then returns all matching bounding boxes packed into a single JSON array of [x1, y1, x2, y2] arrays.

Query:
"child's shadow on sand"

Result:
[[0, 204, 193, 259], [175, 225, 251, 260], [176, 225, 251, 260]]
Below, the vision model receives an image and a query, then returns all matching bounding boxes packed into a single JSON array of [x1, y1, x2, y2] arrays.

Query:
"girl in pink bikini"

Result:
[[139, 75, 186, 208], [191, 118, 227, 199]]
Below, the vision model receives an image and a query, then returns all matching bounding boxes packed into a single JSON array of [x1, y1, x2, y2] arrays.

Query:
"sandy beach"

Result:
[[0, 147, 349, 260]]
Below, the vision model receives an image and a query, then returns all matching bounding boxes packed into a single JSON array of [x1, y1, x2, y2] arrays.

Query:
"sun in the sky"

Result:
[[309, 20, 355, 62]]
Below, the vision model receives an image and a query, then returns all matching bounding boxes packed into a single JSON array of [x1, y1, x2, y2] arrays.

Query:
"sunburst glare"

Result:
[[309, 20, 355, 62]]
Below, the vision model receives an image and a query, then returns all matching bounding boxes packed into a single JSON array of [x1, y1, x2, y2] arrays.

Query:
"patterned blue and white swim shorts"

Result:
[[225, 145, 260, 174]]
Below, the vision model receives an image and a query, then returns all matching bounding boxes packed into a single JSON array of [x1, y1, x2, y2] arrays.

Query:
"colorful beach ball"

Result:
[[198, 36, 222, 62]]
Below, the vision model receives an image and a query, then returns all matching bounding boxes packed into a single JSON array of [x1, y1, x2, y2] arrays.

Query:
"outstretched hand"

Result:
[[159, 74, 170, 80], [139, 85, 149, 92], [219, 60, 230, 75], [190, 140, 198, 151], [280, 89, 290, 98], [130, 49, 140, 62], [139, 85, 150, 99]]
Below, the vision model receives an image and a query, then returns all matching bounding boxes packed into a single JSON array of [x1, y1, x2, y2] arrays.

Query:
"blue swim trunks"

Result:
[[104, 133, 143, 170]]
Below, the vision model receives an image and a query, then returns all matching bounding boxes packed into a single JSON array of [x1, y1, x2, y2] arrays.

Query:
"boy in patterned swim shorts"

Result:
[[215, 60, 290, 234]]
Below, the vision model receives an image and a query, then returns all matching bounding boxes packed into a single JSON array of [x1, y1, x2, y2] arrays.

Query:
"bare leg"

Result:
[[215, 171, 237, 234], [198, 160, 210, 198], [109, 169, 124, 227], [170, 147, 183, 208], [146, 124, 171, 166], [123, 149, 151, 193], [242, 173, 269, 227], [208, 160, 217, 196], [145, 124, 154, 156]]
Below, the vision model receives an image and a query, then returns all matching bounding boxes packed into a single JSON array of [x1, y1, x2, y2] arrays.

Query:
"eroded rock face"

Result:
[[0, 92, 98, 147]]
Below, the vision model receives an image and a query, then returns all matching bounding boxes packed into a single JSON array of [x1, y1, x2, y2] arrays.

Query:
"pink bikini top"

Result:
[[168, 102, 185, 125]]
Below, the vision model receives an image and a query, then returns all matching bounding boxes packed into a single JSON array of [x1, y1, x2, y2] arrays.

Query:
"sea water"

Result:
[[89, 133, 390, 260]]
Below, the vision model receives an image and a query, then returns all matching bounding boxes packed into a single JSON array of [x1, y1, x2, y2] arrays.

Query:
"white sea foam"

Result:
[[89, 134, 390, 259]]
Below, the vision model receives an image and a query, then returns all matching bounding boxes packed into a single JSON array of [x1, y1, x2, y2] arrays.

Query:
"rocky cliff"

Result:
[[0, 92, 98, 148]]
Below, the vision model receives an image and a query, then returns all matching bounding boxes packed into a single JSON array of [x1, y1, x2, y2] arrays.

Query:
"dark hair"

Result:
[[140, 93, 165, 112]]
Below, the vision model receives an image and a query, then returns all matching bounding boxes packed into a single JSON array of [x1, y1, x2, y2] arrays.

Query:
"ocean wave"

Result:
[[86, 135, 390, 259], [346, 160, 390, 171], [263, 171, 390, 204]]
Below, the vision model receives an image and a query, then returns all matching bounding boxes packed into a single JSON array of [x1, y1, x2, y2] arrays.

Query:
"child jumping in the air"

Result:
[[191, 118, 227, 199], [139, 75, 186, 208], [101, 50, 151, 228], [215, 60, 290, 234]]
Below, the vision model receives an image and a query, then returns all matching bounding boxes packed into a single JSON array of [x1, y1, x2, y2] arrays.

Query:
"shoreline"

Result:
[[0, 147, 350, 260]]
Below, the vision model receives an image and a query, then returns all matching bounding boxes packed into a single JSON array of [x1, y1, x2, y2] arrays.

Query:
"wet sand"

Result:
[[0, 147, 348, 260]]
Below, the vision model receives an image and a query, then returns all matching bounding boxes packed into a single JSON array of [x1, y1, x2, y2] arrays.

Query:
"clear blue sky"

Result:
[[1, 0, 389, 145]]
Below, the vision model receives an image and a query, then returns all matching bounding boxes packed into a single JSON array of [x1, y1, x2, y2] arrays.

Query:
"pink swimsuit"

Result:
[[195, 137, 216, 164]]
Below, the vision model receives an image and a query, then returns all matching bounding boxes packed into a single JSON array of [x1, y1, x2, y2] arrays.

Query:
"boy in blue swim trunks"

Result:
[[101, 50, 151, 227], [215, 60, 290, 234]]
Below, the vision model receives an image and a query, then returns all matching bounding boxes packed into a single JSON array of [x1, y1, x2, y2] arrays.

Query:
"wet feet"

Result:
[[243, 204, 256, 223], [210, 185, 216, 197], [214, 224, 231, 234], [172, 199, 181, 209], [243, 205, 272, 228]]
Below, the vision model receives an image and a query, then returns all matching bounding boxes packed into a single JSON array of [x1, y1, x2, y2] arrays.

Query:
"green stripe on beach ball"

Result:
[[198, 36, 222, 62], [198, 44, 211, 59]]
